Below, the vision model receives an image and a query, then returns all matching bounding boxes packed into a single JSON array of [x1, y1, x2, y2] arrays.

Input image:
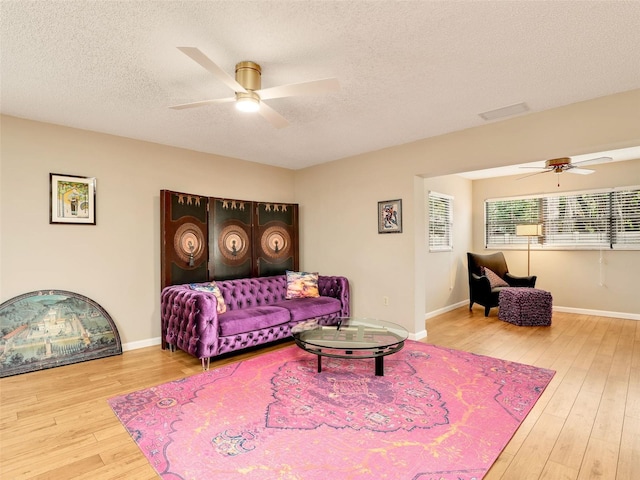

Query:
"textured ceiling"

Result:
[[2, 1, 640, 170]]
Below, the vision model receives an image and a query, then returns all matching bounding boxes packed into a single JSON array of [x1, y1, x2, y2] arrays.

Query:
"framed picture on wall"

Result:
[[378, 199, 402, 234], [50, 173, 96, 225]]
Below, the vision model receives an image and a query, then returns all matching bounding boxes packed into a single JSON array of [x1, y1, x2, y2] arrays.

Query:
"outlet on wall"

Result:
[[383, 296, 389, 306]]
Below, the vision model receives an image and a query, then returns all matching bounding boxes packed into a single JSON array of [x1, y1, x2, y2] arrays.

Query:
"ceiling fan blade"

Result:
[[566, 167, 595, 175], [177, 47, 246, 93], [572, 156, 612, 167], [258, 102, 289, 129], [169, 97, 235, 110], [518, 169, 552, 180], [258, 78, 340, 100]]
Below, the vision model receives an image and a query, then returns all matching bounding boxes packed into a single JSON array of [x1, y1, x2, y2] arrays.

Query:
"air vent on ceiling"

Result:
[[479, 102, 530, 121]]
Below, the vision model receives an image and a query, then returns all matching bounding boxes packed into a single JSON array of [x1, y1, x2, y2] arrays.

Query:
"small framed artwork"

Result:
[[50, 173, 96, 225], [378, 199, 402, 234]]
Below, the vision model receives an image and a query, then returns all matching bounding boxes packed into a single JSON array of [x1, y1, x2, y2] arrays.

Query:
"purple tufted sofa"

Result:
[[161, 274, 350, 369]]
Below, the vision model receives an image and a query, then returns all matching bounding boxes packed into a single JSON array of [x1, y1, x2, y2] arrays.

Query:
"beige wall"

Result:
[[2, 89, 639, 351], [295, 89, 640, 335], [0, 115, 295, 347], [294, 148, 421, 333], [423, 175, 473, 316]]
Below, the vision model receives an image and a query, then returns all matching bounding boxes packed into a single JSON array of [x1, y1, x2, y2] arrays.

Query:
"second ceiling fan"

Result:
[[519, 156, 612, 186], [170, 47, 340, 129]]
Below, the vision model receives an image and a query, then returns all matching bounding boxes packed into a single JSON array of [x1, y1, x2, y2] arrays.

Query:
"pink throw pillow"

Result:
[[481, 266, 509, 289]]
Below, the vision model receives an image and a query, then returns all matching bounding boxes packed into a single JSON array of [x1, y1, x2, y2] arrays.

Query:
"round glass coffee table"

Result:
[[292, 317, 408, 376]]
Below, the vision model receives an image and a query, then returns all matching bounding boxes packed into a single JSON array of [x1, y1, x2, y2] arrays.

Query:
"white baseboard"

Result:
[[552, 306, 640, 321], [425, 300, 469, 320], [409, 330, 428, 341], [425, 299, 639, 322], [122, 336, 161, 352]]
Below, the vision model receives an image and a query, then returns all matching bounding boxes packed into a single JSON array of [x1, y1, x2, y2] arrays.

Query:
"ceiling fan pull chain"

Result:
[[599, 249, 605, 287]]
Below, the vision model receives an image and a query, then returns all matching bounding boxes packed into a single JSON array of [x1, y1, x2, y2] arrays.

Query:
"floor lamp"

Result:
[[516, 224, 543, 276]]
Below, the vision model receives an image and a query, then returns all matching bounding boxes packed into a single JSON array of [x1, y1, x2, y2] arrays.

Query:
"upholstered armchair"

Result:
[[467, 252, 537, 316]]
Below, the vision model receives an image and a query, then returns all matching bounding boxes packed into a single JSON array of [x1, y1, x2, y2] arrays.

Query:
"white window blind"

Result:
[[485, 198, 540, 246], [543, 192, 610, 247], [485, 186, 640, 250], [613, 188, 640, 247], [428, 191, 453, 251]]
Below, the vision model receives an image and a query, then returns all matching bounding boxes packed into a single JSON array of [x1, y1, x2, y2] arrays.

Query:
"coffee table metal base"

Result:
[[315, 353, 386, 376]]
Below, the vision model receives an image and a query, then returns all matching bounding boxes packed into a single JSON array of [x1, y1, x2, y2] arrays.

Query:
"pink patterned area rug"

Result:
[[108, 341, 554, 479]]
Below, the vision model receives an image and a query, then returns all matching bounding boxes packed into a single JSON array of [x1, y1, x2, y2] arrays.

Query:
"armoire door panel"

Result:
[[254, 202, 299, 276], [257, 255, 295, 277], [170, 261, 208, 286], [160, 190, 209, 289], [209, 198, 254, 280]]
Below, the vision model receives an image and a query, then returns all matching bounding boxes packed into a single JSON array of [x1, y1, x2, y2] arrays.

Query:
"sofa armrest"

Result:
[[318, 275, 350, 317], [161, 286, 221, 359], [505, 273, 537, 288]]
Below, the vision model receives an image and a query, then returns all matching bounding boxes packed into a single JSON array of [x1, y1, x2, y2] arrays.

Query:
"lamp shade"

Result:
[[516, 224, 543, 236]]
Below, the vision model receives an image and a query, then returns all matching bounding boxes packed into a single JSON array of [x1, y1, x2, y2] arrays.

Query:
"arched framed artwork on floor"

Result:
[[0, 290, 122, 378]]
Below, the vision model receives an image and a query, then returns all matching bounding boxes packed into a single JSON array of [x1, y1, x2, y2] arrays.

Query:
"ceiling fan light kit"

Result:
[[235, 92, 260, 112]]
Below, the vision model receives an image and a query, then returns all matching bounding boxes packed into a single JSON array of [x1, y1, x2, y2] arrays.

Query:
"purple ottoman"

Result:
[[498, 287, 552, 326]]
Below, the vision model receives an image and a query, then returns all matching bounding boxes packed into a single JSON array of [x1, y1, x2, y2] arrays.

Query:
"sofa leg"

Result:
[[469, 301, 474, 310], [484, 306, 490, 317], [201, 357, 210, 371]]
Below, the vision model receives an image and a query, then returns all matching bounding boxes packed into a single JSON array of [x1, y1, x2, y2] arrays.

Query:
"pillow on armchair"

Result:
[[481, 266, 509, 288]]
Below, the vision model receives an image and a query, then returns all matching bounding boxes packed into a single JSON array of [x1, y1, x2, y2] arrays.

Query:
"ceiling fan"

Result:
[[519, 156, 613, 185], [169, 47, 340, 129]]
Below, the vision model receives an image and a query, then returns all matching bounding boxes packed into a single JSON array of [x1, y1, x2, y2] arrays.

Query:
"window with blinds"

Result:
[[543, 192, 610, 247], [485, 197, 540, 246], [428, 191, 453, 251], [613, 188, 640, 246], [485, 186, 640, 250]]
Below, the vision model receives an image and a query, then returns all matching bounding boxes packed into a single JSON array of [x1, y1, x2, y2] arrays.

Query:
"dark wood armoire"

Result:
[[160, 189, 299, 287]]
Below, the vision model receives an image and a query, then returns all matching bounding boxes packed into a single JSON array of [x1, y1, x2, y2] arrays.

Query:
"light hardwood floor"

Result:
[[0, 307, 638, 479]]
